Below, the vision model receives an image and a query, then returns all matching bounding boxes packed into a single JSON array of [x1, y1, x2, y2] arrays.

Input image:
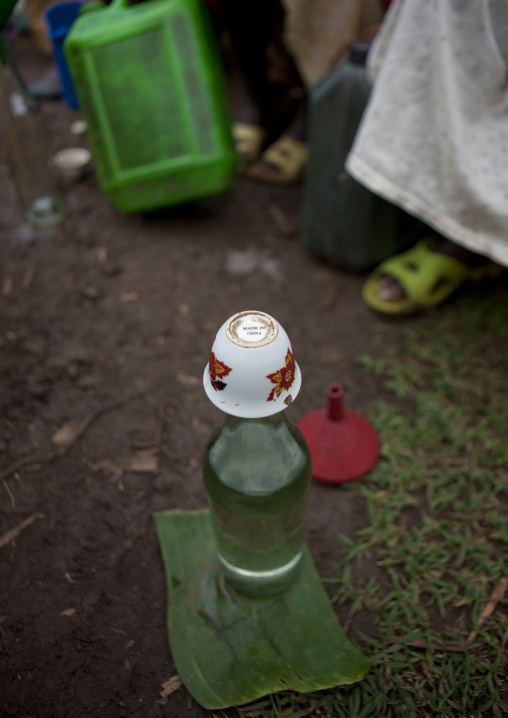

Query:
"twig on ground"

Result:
[[467, 576, 508, 644], [0, 394, 140, 483], [0, 513, 44, 549], [388, 636, 468, 653], [2, 479, 16, 509], [386, 579, 508, 652], [129, 395, 169, 449], [91, 454, 159, 491], [268, 203, 296, 238], [502, 627, 508, 652]]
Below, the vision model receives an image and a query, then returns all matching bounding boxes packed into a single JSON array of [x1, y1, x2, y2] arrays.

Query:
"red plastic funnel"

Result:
[[297, 384, 380, 484]]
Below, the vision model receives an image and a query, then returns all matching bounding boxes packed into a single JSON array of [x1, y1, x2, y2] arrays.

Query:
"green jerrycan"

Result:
[[64, 0, 237, 213], [302, 43, 416, 272]]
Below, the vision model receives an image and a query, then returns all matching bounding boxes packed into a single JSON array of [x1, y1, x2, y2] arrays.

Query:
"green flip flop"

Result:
[[363, 239, 505, 316]]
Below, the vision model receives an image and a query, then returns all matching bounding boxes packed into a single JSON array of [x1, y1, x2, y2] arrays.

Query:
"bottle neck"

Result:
[[221, 410, 289, 430], [206, 408, 309, 494], [0, 33, 39, 111]]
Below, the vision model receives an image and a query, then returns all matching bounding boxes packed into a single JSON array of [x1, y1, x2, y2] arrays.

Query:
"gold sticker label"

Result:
[[226, 311, 279, 348]]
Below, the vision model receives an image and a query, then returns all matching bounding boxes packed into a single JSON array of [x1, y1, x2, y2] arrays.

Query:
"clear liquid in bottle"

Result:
[[203, 412, 311, 596]]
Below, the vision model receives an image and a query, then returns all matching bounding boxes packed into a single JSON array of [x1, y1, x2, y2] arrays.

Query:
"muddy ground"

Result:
[[0, 35, 398, 717]]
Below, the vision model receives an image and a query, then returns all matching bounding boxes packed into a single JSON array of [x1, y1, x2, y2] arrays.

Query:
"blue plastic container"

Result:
[[45, 2, 83, 109]]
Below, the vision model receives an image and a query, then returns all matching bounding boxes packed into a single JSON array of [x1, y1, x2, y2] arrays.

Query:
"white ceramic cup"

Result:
[[203, 310, 301, 418], [53, 147, 91, 181]]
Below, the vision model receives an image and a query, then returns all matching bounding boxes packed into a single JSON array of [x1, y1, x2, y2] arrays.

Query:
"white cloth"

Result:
[[346, 0, 508, 267]]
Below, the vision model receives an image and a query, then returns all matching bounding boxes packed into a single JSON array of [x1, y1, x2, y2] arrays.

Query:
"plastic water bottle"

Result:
[[0, 34, 67, 228], [202, 311, 311, 596]]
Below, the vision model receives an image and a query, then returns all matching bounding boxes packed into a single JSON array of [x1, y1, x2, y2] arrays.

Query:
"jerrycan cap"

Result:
[[203, 310, 302, 418], [349, 42, 371, 66]]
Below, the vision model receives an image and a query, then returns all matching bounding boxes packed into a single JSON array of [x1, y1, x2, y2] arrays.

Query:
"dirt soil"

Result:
[[1, 36, 392, 717]]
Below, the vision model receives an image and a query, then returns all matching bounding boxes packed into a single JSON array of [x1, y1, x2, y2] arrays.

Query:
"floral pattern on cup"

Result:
[[209, 352, 232, 391], [266, 348, 295, 402]]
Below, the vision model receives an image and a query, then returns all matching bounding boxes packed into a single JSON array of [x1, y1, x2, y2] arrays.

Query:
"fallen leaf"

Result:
[[52, 420, 82, 447], [60, 608, 76, 617], [160, 675, 182, 700]]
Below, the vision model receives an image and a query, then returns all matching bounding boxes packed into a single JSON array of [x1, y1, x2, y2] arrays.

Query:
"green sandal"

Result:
[[363, 239, 505, 316], [246, 135, 309, 186]]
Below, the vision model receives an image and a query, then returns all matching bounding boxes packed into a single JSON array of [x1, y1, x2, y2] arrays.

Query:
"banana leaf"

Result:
[[154, 510, 369, 710]]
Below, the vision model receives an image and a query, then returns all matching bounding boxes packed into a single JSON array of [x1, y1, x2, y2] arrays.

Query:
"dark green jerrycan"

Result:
[[64, 0, 237, 213], [302, 43, 414, 272]]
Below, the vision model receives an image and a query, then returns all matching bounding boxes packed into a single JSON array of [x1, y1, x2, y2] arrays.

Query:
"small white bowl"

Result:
[[53, 147, 92, 181], [203, 310, 302, 418], [70, 120, 88, 135]]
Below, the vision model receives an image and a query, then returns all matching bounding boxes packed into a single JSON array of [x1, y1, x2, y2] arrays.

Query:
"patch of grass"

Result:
[[236, 284, 508, 717]]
